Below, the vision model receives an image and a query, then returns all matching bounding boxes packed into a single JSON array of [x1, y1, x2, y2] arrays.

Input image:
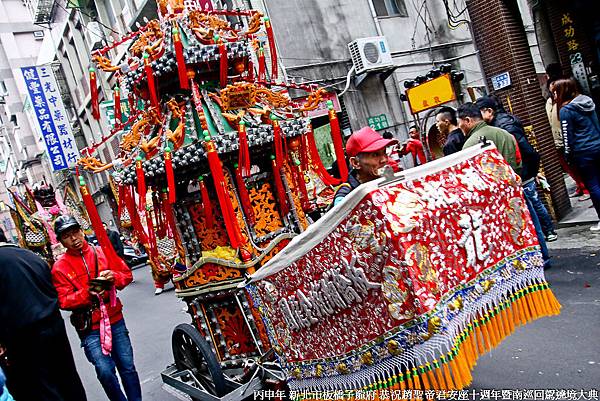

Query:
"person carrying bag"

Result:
[[52, 216, 142, 401]]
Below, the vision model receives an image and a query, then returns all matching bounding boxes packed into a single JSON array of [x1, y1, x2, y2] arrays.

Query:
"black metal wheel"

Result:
[[172, 323, 227, 398]]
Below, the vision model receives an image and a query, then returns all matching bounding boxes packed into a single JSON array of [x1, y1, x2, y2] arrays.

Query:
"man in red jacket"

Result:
[[51, 216, 142, 401], [398, 125, 427, 167]]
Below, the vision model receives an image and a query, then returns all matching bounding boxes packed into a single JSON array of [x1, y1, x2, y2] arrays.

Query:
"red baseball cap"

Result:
[[346, 127, 398, 157]]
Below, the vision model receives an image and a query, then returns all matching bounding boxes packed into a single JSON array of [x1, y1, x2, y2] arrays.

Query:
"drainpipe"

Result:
[[366, 0, 384, 36]]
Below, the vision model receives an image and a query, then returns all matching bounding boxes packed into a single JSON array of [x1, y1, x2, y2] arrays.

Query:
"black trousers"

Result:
[[3, 310, 87, 401]]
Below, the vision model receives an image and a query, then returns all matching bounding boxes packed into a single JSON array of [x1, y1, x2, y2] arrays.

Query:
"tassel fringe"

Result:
[[290, 278, 561, 400]]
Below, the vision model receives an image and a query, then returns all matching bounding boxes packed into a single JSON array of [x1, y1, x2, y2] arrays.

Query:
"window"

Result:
[[33, 30, 45, 39], [373, 0, 408, 17]]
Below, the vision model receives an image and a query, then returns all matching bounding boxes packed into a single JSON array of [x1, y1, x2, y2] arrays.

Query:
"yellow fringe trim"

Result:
[[305, 283, 561, 401]]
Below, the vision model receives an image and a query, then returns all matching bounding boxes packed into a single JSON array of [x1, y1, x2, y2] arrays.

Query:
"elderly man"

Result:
[[52, 216, 142, 401], [333, 127, 398, 206]]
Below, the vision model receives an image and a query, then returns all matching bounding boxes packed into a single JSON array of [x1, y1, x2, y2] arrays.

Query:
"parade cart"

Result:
[[77, 1, 561, 400], [76, 1, 343, 399]]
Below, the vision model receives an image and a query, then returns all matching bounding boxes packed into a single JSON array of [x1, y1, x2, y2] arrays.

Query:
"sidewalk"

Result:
[[555, 176, 598, 229]]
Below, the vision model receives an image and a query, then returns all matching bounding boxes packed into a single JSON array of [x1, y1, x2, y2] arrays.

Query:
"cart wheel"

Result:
[[172, 323, 227, 398]]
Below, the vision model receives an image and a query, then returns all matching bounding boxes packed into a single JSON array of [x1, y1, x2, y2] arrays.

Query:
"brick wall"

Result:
[[466, 0, 571, 219]]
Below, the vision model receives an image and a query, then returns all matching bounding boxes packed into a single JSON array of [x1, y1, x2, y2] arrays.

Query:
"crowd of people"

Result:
[[333, 72, 600, 268]]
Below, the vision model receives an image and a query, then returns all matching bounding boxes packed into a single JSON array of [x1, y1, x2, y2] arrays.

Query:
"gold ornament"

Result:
[[291, 368, 301, 379], [387, 340, 403, 356], [315, 364, 324, 377], [336, 363, 349, 375], [512, 259, 526, 271], [427, 316, 442, 335], [448, 295, 464, 312], [360, 351, 374, 366], [482, 279, 495, 293]]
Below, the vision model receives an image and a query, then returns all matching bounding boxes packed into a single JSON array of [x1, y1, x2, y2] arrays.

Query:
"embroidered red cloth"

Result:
[[246, 144, 560, 393]]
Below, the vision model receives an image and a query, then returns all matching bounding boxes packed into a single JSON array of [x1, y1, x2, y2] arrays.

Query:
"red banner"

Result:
[[246, 145, 560, 393]]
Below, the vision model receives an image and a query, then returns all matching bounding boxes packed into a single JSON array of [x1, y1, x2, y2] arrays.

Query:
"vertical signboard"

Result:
[[21, 65, 79, 171]]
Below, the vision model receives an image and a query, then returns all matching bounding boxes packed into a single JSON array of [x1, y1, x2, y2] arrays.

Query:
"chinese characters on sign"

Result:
[[561, 13, 591, 94], [406, 74, 456, 114], [491, 72, 511, 91], [367, 114, 389, 130], [21, 65, 79, 171]]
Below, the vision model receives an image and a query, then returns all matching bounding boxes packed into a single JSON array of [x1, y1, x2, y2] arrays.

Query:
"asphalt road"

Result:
[[65, 225, 600, 401]]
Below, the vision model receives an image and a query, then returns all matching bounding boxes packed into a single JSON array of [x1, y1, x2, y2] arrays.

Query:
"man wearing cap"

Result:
[[51, 216, 142, 401], [333, 127, 398, 206]]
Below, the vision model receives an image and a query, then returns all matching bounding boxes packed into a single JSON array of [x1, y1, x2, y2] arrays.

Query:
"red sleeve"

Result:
[[113, 257, 133, 290], [96, 246, 132, 290], [51, 263, 92, 310]]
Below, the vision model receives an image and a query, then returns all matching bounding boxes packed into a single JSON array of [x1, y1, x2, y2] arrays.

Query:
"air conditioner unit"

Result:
[[348, 36, 394, 75], [84, 21, 104, 51]]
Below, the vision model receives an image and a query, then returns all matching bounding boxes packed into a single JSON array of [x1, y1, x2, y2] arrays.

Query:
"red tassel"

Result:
[[173, 25, 189, 90], [235, 164, 255, 225], [161, 190, 177, 237], [204, 135, 244, 248], [238, 121, 251, 177], [89, 68, 100, 120], [272, 119, 284, 169], [307, 124, 341, 186], [264, 17, 278, 80], [78, 176, 120, 266], [143, 52, 160, 113], [164, 147, 177, 204], [199, 177, 215, 229], [247, 59, 254, 81], [144, 203, 158, 259], [300, 134, 309, 173], [293, 161, 310, 211], [113, 86, 122, 125], [153, 191, 166, 238], [117, 185, 125, 223], [216, 35, 228, 88], [328, 102, 348, 182], [128, 93, 135, 113], [123, 186, 148, 244], [135, 156, 147, 212], [257, 47, 266, 82], [272, 157, 289, 216]]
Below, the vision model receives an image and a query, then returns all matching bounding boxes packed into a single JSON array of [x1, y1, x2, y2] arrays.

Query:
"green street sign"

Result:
[[367, 114, 389, 131]]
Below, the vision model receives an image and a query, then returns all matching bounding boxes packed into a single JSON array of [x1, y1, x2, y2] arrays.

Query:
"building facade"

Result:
[[0, 0, 51, 238]]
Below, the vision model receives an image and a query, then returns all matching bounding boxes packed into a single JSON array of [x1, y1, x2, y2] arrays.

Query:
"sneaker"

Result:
[[579, 194, 591, 201], [590, 222, 600, 232], [569, 189, 583, 197], [154, 287, 164, 295], [546, 232, 558, 242]]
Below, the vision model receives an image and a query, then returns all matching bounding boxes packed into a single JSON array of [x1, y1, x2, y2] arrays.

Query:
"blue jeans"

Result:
[[522, 180, 555, 235], [524, 192, 550, 264], [575, 154, 600, 219], [81, 319, 142, 401]]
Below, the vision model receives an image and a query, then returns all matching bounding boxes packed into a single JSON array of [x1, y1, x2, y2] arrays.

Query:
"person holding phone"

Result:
[[52, 216, 142, 401]]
